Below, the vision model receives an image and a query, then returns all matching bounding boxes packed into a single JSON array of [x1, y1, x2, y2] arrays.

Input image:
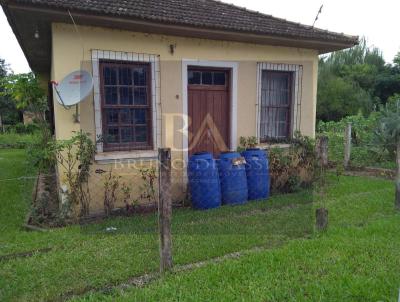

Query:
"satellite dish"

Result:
[[53, 70, 93, 107]]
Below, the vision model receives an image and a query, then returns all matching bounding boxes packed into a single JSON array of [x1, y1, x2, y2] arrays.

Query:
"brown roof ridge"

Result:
[[208, 0, 358, 40]]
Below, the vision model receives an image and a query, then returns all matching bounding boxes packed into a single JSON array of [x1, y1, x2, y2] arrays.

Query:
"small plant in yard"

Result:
[[47, 130, 95, 218], [374, 98, 400, 208], [103, 169, 121, 216], [121, 183, 138, 214], [100, 167, 157, 216], [138, 167, 157, 205], [238, 136, 258, 152]]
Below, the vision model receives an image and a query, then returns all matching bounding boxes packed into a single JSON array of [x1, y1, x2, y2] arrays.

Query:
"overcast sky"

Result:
[[1, 0, 399, 74]]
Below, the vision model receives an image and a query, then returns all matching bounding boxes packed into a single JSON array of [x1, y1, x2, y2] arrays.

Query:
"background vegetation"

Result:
[[318, 38, 400, 122]]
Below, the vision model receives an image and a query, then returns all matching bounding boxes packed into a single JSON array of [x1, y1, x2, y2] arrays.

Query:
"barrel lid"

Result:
[[242, 148, 265, 157], [219, 152, 241, 159], [189, 152, 213, 161]]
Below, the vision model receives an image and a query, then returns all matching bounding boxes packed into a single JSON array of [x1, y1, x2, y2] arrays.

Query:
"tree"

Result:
[[394, 52, 400, 67], [0, 58, 19, 131], [2, 72, 48, 121], [317, 71, 373, 121], [317, 39, 400, 121]]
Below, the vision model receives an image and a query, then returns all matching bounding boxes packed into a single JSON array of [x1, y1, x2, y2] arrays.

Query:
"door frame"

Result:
[[182, 59, 238, 165]]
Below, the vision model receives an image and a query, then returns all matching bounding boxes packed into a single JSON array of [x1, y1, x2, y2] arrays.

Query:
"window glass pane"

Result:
[[134, 109, 147, 125], [120, 109, 131, 124], [121, 127, 133, 143], [213, 72, 226, 85], [278, 108, 287, 122], [104, 67, 117, 85], [278, 122, 286, 138], [188, 71, 201, 84], [260, 71, 292, 139], [133, 67, 146, 86], [135, 126, 147, 142], [107, 127, 119, 143], [134, 87, 147, 105], [119, 87, 133, 105], [105, 87, 118, 105], [106, 109, 119, 125], [119, 67, 132, 85], [201, 72, 212, 85], [269, 109, 277, 138]]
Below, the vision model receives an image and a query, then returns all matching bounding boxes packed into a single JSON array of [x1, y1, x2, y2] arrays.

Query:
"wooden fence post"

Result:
[[316, 208, 328, 230], [158, 148, 173, 272], [0, 114, 4, 133], [396, 140, 400, 210], [344, 122, 352, 169], [316, 136, 329, 168]]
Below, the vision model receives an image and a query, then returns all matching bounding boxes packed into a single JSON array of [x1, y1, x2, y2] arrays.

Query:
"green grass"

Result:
[[0, 133, 36, 149], [77, 176, 400, 302], [81, 216, 400, 302], [0, 149, 313, 301], [0, 149, 36, 232], [0, 149, 399, 301]]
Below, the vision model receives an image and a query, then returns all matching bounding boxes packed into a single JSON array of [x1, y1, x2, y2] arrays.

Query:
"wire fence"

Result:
[[0, 147, 322, 301], [318, 123, 396, 170]]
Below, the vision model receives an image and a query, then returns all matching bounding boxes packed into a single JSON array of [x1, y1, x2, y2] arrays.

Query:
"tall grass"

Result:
[[0, 132, 37, 148]]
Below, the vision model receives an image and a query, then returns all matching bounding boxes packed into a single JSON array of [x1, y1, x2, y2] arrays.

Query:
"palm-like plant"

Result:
[[377, 99, 400, 208]]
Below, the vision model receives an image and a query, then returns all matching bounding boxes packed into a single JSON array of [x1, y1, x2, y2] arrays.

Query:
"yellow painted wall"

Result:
[[51, 23, 319, 214]]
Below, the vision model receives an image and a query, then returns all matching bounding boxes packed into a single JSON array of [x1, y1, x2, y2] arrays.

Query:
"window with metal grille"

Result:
[[100, 60, 152, 151], [260, 70, 293, 141]]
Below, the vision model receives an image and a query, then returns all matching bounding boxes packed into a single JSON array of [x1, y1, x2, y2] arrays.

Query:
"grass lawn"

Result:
[[0, 149, 313, 301], [0, 149, 399, 301], [82, 216, 400, 302], [0, 133, 36, 149]]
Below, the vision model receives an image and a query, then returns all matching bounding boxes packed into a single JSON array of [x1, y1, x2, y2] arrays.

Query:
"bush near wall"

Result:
[[266, 135, 317, 194]]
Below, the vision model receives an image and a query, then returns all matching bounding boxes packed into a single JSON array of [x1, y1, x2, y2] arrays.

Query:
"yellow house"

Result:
[[2, 0, 357, 214]]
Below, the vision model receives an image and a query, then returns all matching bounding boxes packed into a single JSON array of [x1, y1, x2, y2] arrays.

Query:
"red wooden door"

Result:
[[188, 68, 230, 156]]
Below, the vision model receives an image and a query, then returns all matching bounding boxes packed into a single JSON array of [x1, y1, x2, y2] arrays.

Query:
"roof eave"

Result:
[[2, 3, 358, 73]]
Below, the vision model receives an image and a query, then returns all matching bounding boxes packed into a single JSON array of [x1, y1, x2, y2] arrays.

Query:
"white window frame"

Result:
[[91, 50, 161, 161]]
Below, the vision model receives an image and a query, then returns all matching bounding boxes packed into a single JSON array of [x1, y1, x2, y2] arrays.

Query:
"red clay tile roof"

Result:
[[6, 0, 358, 44]]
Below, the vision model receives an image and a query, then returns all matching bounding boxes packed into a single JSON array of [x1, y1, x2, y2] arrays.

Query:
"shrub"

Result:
[[46, 131, 96, 218], [268, 133, 317, 193]]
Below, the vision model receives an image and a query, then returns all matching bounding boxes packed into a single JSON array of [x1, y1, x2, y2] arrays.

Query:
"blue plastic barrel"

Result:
[[188, 152, 221, 210], [242, 148, 270, 200], [218, 152, 248, 205]]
